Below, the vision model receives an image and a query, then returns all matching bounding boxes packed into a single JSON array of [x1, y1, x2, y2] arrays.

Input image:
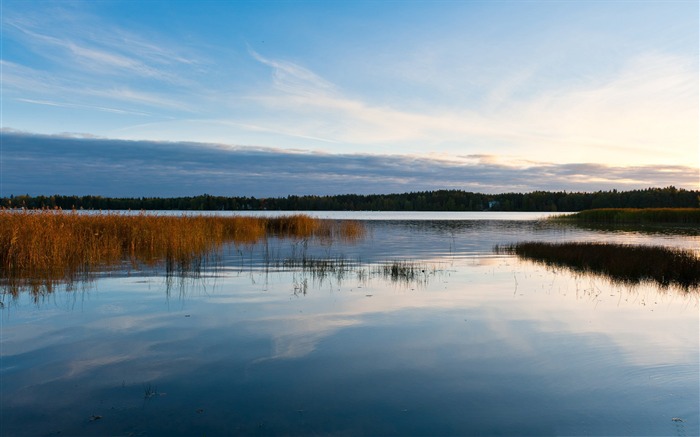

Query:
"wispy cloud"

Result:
[[2, 59, 192, 113], [15, 98, 153, 117], [248, 48, 336, 97], [246, 49, 697, 167], [4, 14, 196, 84], [2, 132, 695, 197], [2, 8, 203, 118]]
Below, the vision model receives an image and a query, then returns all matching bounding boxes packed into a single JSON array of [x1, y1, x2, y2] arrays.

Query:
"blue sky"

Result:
[[1, 0, 698, 196]]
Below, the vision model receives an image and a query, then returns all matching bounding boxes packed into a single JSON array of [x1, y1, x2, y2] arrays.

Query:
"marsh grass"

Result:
[[495, 241, 700, 290], [375, 260, 433, 285], [552, 208, 700, 224], [283, 255, 358, 286], [279, 254, 436, 290], [0, 209, 364, 294]]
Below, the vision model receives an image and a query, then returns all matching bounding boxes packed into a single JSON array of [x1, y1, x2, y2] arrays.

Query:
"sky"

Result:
[[1, 0, 698, 197]]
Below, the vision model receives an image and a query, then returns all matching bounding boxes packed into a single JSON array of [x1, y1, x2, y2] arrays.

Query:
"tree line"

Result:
[[2, 186, 698, 212]]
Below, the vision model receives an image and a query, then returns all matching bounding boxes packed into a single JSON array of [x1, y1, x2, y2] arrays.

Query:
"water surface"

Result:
[[1, 213, 697, 436]]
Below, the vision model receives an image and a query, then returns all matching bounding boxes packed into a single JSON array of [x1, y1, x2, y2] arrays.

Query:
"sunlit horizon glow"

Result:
[[1, 1, 698, 196]]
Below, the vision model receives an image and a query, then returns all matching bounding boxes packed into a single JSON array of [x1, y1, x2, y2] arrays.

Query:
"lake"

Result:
[[1, 212, 698, 436]]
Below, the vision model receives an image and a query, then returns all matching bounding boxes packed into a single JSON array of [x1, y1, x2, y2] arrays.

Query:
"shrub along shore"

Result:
[[553, 208, 700, 224], [0, 210, 364, 292]]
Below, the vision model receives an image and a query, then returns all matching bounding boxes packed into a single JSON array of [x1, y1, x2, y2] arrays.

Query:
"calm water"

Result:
[[1, 213, 698, 436]]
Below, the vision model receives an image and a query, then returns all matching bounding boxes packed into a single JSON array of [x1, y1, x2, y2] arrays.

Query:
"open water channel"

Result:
[[1, 212, 698, 436]]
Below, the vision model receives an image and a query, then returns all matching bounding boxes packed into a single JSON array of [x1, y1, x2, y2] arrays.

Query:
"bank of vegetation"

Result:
[[0, 210, 364, 292], [2, 186, 697, 212], [552, 208, 700, 224], [495, 241, 700, 290]]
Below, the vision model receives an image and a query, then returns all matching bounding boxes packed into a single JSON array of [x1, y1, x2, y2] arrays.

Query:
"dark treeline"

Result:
[[2, 186, 698, 212]]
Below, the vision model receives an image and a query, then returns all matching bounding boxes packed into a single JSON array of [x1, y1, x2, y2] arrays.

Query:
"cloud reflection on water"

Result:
[[1, 219, 698, 436]]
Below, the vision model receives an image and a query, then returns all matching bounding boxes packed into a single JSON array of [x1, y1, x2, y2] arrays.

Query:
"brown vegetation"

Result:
[[495, 241, 700, 290], [552, 208, 700, 224], [0, 209, 364, 293]]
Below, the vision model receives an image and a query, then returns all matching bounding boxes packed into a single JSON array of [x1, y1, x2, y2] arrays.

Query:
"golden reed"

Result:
[[0, 209, 364, 292]]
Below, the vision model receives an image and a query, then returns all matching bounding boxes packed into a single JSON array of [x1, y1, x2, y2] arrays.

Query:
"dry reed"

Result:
[[0, 209, 364, 293]]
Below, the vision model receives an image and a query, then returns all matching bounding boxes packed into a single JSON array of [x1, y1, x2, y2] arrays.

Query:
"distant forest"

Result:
[[3, 187, 698, 212]]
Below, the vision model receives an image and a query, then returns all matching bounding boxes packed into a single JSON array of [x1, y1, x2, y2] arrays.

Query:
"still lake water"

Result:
[[1, 212, 698, 436]]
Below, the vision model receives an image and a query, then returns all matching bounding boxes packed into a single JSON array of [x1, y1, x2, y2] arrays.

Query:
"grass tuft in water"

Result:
[[280, 255, 436, 290], [377, 260, 429, 283], [143, 383, 158, 399]]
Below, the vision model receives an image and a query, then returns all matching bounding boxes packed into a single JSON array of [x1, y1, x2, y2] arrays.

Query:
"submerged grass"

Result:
[[375, 260, 432, 284], [552, 208, 700, 224], [279, 254, 437, 291], [495, 241, 700, 290], [0, 209, 364, 293]]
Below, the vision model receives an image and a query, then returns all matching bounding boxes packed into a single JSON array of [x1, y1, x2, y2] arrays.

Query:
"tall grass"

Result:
[[495, 241, 700, 290], [552, 208, 700, 224], [0, 210, 364, 292]]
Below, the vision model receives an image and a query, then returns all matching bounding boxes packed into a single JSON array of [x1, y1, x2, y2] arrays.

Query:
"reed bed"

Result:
[[552, 208, 700, 224], [495, 241, 700, 290], [0, 209, 364, 292]]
